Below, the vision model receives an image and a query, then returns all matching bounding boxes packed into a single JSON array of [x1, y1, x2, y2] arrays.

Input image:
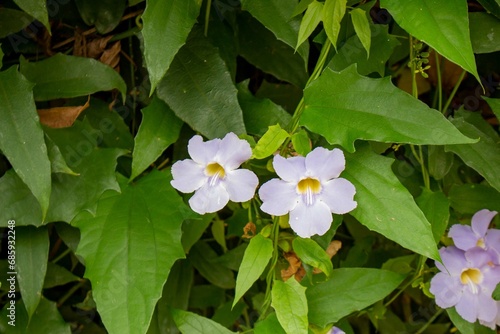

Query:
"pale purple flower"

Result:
[[171, 133, 258, 214], [479, 301, 500, 330], [430, 246, 500, 325], [329, 327, 346, 334], [449, 209, 500, 263], [258, 147, 357, 238]]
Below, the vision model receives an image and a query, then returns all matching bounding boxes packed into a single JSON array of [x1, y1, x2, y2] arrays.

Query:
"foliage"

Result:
[[0, 0, 499, 333]]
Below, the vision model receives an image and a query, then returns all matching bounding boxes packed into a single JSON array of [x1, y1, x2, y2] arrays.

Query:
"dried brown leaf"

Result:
[[38, 98, 90, 128]]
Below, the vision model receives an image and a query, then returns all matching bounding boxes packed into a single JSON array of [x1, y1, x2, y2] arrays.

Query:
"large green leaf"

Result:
[[301, 66, 476, 152], [0, 298, 70, 334], [172, 309, 236, 334], [272, 278, 308, 334], [241, 0, 309, 65], [415, 189, 450, 243], [237, 80, 291, 136], [342, 144, 439, 260], [380, 0, 480, 83], [0, 67, 51, 218], [445, 117, 500, 192], [72, 170, 193, 334], [142, 0, 202, 93], [447, 308, 496, 334], [20, 54, 126, 101], [13, 0, 50, 32], [449, 184, 500, 214], [131, 96, 183, 181], [469, 12, 500, 54], [233, 234, 273, 307], [328, 24, 399, 76], [238, 13, 308, 88], [484, 96, 500, 122], [477, 0, 500, 19], [16, 226, 49, 321], [157, 29, 245, 139], [307, 268, 405, 327], [254, 312, 286, 334], [75, 0, 126, 34], [0, 8, 33, 38]]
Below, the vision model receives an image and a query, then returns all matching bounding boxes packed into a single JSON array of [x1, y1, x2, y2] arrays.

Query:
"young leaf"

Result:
[[72, 170, 193, 334], [233, 234, 273, 307], [43, 262, 80, 289], [415, 189, 450, 243], [291, 129, 311, 156], [13, 0, 50, 32], [130, 96, 183, 181], [20, 54, 126, 101], [296, 1, 323, 50], [75, 0, 126, 34], [307, 268, 405, 327], [380, 0, 480, 84], [483, 96, 500, 122], [157, 29, 246, 139], [323, 0, 347, 49], [254, 312, 286, 334], [252, 124, 289, 159], [301, 66, 476, 153], [142, 0, 202, 93], [292, 0, 314, 17], [0, 67, 51, 218], [342, 144, 440, 260], [350, 8, 371, 57], [172, 309, 236, 334], [446, 117, 500, 192], [293, 237, 333, 277], [272, 277, 308, 334]]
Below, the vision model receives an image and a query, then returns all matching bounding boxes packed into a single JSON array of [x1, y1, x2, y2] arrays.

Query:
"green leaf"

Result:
[[449, 184, 500, 214], [380, 0, 480, 83], [323, 0, 347, 49], [181, 214, 213, 253], [45, 135, 77, 175], [72, 170, 192, 334], [428, 145, 454, 180], [447, 307, 496, 334], [342, 144, 439, 260], [293, 237, 333, 277], [13, 0, 50, 32], [484, 96, 500, 122], [415, 189, 450, 243], [16, 226, 49, 320], [272, 277, 308, 334], [446, 117, 500, 192], [477, 0, 500, 19], [241, 0, 309, 65], [237, 80, 291, 137], [238, 13, 309, 88], [350, 8, 371, 57], [0, 67, 51, 218], [301, 66, 476, 152], [0, 8, 33, 38], [75, 0, 126, 34], [20, 54, 126, 101], [493, 283, 500, 300], [233, 234, 273, 307], [307, 268, 405, 327], [142, 0, 202, 93], [292, 0, 314, 17], [252, 124, 289, 159], [172, 309, 236, 334], [189, 285, 225, 309], [43, 262, 80, 289], [0, 298, 70, 334], [157, 29, 245, 139], [212, 299, 247, 328], [328, 24, 399, 76], [291, 129, 311, 156], [254, 312, 286, 334], [469, 12, 500, 54], [131, 96, 183, 181], [297, 1, 323, 49]]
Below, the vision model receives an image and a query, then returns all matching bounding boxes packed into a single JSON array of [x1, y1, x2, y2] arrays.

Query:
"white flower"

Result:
[[171, 133, 258, 214], [259, 147, 357, 238]]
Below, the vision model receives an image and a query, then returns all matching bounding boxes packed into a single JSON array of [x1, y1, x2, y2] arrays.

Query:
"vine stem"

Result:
[[414, 308, 444, 334], [259, 216, 281, 320], [204, 0, 212, 37], [442, 70, 466, 117]]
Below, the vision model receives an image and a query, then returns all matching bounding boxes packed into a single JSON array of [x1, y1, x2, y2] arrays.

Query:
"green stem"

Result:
[[414, 308, 444, 334], [259, 217, 281, 320], [51, 248, 72, 264], [434, 50, 443, 112], [442, 70, 466, 116], [204, 0, 212, 37], [57, 279, 86, 307]]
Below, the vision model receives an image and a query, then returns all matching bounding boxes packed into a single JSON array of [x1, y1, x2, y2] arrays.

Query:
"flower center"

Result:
[[460, 268, 483, 294], [476, 238, 485, 248], [297, 178, 321, 206], [205, 162, 225, 186]]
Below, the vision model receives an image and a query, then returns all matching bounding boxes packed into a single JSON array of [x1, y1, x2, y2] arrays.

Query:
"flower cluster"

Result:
[[430, 209, 500, 329], [171, 133, 357, 238]]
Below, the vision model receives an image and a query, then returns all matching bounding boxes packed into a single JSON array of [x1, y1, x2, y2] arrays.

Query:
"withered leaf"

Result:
[[38, 98, 90, 128]]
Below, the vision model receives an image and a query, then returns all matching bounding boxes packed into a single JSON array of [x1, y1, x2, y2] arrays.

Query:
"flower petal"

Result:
[[448, 225, 478, 251], [273, 155, 306, 183], [259, 179, 298, 216], [455, 288, 482, 323], [216, 133, 252, 170], [485, 229, 500, 261], [170, 159, 206, 193], [224, 169, 259, 202], [305, 147, 346, 181], [289, 201, 332, 238], [439, 246, 468, 276], [429, 273, 462, 308], [187, 135, 221, 165], [320, 178, 357, 214], [188, 183, 229, 214], [471, 209, 497, 237]]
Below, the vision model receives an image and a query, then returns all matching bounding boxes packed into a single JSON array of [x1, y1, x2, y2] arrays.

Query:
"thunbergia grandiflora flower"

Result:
[[329, 327, 346, 334], [258, 147, 357, 238], [170, 133, 258, 215], [430, 210, 500, 329]]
